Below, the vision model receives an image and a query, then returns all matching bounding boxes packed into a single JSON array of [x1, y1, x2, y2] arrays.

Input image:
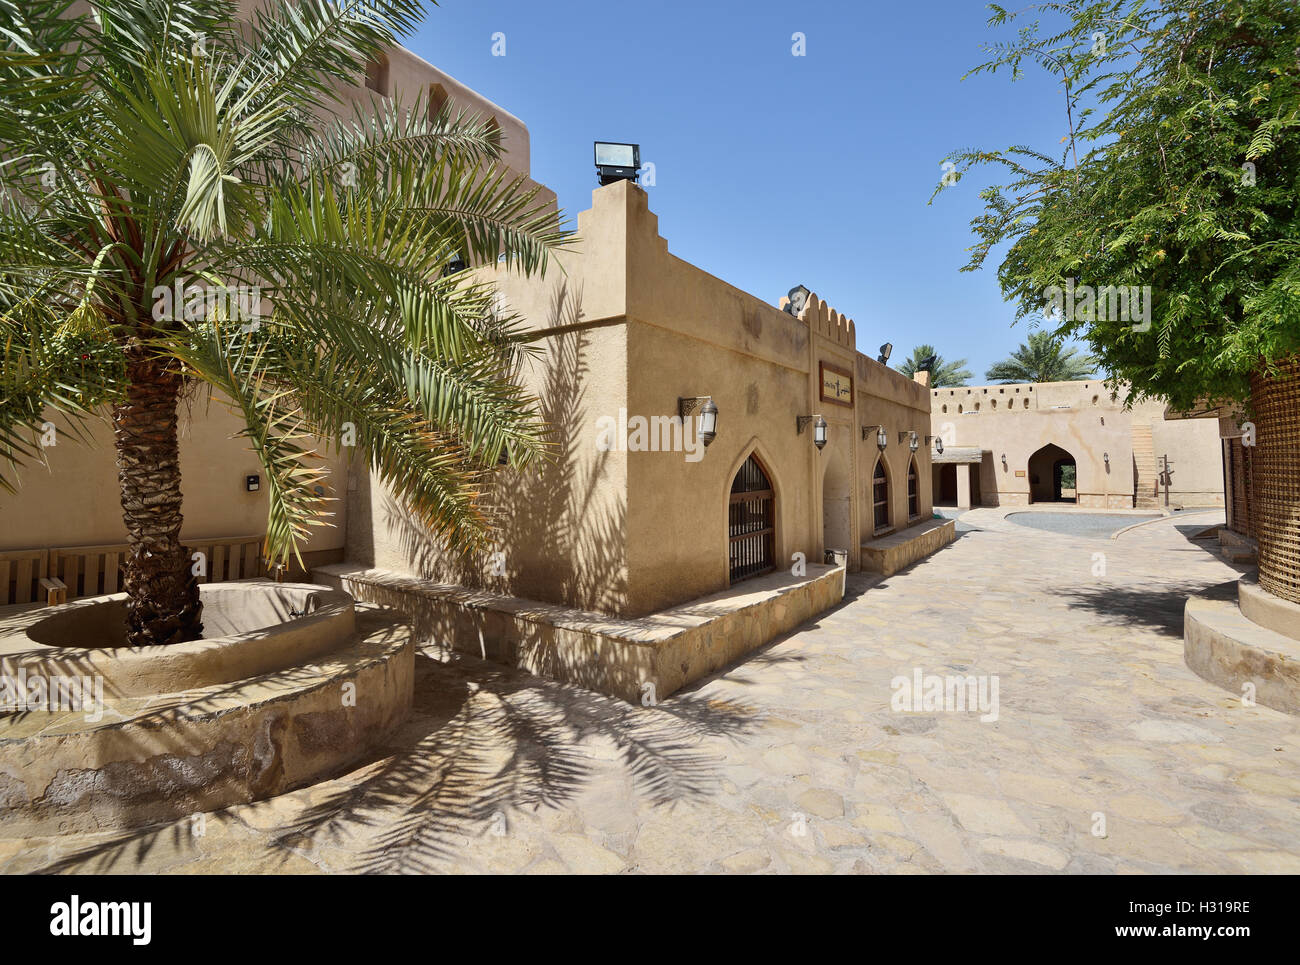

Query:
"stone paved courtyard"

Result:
[[4, 510, 1297, 874]]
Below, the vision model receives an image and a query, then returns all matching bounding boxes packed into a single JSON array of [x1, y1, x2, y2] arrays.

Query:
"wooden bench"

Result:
[[6, 536, 266, 605], [0, 548, 48, 606]]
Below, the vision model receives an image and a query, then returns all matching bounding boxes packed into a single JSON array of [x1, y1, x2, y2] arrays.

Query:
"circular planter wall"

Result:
[[0, 582, 412, 836]]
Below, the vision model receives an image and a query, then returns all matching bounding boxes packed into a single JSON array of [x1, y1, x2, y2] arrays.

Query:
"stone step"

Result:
[[1185, 595, 1300, 715]]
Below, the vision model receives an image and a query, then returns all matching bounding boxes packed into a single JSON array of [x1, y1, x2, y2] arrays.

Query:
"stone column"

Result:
[[956, 464, 972, 510]]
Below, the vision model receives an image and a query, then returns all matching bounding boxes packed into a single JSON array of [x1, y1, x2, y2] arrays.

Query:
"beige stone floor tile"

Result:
[[7, 514, 1298, 874]]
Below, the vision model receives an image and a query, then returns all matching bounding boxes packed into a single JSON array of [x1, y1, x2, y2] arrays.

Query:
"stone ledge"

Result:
[[0, 607, 413, 836], [1184, 595, 1300, 716], [860, 517, 955, 577], [314, 563, 846, 703], [1237, 574, 1300, 643]]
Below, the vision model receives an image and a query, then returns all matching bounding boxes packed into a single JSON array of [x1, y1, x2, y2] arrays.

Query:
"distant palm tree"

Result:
[[0, 0, 567, 647], [985, 332, 1095, 383], [895, 344, 972, 387]]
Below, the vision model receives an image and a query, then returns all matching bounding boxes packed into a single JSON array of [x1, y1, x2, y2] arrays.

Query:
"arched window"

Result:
[[729, 454, 775, 583], [907, 457, 919, 520], [872, 458, 890, 534]]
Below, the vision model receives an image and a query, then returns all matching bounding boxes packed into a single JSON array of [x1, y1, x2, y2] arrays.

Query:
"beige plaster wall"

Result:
[[0, 399, 348, 556], [929, 380, 1223, 507], [352, 182, 632, 612], [354, 181, 935, 617], [234, 0, 532, 176], [1136, 398, 1226, 504]]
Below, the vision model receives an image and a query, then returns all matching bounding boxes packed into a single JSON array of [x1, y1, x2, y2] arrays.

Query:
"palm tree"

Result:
[[985, 331, 1095, 383], [0, 0, 567, 647], [895, 344, 972, 387]]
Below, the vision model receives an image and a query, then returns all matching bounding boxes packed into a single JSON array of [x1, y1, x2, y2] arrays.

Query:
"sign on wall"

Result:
[[819, 361, 854, 407]]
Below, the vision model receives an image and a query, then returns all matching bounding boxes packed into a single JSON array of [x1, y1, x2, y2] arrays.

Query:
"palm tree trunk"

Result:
[[1249, 355, 1300, 606], [112, 350, 203, 646]]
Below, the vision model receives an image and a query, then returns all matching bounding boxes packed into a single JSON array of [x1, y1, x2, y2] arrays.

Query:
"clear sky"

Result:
[[404, 0, 1081, 382]]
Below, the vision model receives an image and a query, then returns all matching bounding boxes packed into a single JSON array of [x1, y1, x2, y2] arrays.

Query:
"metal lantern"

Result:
[[698, 399, 719, 448]]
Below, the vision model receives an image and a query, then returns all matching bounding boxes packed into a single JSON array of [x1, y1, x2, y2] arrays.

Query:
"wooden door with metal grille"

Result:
[[729, 454, 775, 583]]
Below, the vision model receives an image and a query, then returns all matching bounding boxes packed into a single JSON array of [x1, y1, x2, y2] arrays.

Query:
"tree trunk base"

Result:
[[113, 350, 204, 646]]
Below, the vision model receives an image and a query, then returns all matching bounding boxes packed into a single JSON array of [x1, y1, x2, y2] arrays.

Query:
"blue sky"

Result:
[[405, 0, 1080, 381]]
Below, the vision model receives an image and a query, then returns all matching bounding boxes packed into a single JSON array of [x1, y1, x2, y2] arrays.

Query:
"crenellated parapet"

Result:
[[792, 292, 856, 350]]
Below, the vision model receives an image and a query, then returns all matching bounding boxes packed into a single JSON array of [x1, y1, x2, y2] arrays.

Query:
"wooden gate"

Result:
[[729, 454, 775, 583]]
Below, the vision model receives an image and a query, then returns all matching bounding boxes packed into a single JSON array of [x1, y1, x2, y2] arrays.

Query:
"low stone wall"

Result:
[[314, 563, 846, 703], [0, 597, 413, 836], [1184, 579, 1300, 716], [1078, 493, 1137, 510], [860, 518, 955, 577]]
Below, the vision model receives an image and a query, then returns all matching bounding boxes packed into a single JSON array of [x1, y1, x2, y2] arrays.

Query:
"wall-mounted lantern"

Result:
[[1103, 451, 1110, 470], [925, 435, 943, 455], [245, 473, 260, 492], [1000, 453, 1008, 470], [678, 396, 719, 448], [798, 414, 828, 450], [862, 425, 888, 451], [908, 431, 919, 453]]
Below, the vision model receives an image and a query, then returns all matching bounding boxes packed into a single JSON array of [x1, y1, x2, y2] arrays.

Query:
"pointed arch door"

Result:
[[729, 454, 775, 583]]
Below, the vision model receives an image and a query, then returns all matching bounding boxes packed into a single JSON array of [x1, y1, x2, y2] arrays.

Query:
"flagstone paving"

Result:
[[5, 511, 1298, 874]]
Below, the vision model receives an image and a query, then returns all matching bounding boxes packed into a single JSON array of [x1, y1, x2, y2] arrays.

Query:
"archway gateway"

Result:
[[729, 454, 775, 583], [1027, 443, 1077, 503]]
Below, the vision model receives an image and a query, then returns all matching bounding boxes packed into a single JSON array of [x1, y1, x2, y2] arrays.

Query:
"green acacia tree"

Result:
[[895, 343, 973, 386], [0, 0, 567, 646], [985, 331, 1096, 382], [933, 0, 1299, 408], [934, 0, 1300, 603]]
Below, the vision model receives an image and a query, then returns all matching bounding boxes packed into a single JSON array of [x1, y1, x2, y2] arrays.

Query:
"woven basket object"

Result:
[[1249, 355, 1300, 605]]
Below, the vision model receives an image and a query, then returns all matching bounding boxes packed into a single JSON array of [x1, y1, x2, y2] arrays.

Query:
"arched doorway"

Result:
[[1027, 443, 1077, 503], [729, 453, 775, 583], [822, 445, 852, 558], [870, 456, 891, 535]]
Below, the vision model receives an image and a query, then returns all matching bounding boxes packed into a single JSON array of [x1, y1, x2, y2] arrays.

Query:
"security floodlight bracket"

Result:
[[594, 141, 640, 186]]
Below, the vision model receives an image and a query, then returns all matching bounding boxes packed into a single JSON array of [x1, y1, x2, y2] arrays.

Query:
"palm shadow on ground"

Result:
[[28, 648, 760, 874]]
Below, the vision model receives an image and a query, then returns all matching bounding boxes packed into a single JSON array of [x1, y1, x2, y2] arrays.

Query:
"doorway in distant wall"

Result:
[[822, 444, 853, 559], [1027, 443, 1077, 503], [935, 464, 958, 506], [729, 453, 775, 584]]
